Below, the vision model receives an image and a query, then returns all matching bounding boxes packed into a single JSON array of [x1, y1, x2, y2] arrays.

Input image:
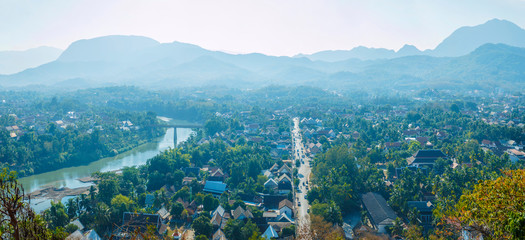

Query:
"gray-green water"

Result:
[[20, 125, 194, 212]]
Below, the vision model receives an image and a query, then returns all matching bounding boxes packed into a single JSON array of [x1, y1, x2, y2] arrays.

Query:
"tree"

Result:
[[408, 141, 421, 153], [195, 235, 209, 240], [65, 223, 79, 234], [98, 179, 119, 204], [0, 168, 50, 239], [224, 219, 260, 240], [310, 201, 343, 225], [66, 198, 79, 219], [309, 215, 344, 240], [223, 219, 243, 240], [110, 194, 135, 224], [203, 194, 219, 212], [44, 201, 69, 229], [440, 169, 525, 239], [450, 103, 460, 113], [193, 215, 212, 238], [404, 225, 424, 240], [204, 117, 228, 136], [170, 202, 184, 219]]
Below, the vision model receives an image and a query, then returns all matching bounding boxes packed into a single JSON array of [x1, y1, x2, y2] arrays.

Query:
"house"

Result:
[[507, 149, 525, 163], [308, 142, 323, 155], [436, 131, 448, 139], [415, 137, 429, 146], [182, 177, 197, 186], [261, 170, 275, 179], [342, 223, 355, 240], [263, 195, 287, 210], [157, 207, 170, 222], [269, 163, 280, 174], [407, 201, 433, 226], [277, 175, 292, 194], [121, 212, 166, 236], [211, 212, 226, 229], [204, 181, 228, 197], [277, 164, 292, 177], [263, 211, 279, 221], [273, 213, 293, 223], [384, 142, 401, 151], [278, 199, 293, 219], [264, 178, 278, 190], [361, 192, 398, 233], [212, 229, 227, 240], [212, 205, 226, 217], [211, 205, 230, 229], [145, 194, 155, 208], [70, 219, 84, 231], [208, 168, 227, 182], [66, 229, 102, 240], [268, 222, 293, 234], [231, 206, 254, 220], [403, 129, 420, 137], [407, 149, 448, 168], [481, 140, 496, 148], [262, 225, 279, 239]]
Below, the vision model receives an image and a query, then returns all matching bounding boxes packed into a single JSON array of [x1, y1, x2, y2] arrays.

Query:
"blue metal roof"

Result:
[[204, 181, 227, 194]]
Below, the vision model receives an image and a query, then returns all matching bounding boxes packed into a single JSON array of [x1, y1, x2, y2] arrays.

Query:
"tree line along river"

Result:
[[19, 117, 195, 212]]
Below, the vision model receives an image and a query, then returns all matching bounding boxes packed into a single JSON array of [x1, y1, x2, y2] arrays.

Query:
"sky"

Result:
[[2, 0, 525, 56]]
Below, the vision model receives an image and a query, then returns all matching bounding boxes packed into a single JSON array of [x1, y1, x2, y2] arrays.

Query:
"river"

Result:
[[19, 124, 194, 212]]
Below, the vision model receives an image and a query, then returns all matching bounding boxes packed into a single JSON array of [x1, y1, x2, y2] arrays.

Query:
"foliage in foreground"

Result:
[[439, 169, 525, 239]]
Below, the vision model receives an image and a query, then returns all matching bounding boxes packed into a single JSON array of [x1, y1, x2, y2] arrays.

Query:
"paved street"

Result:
[[292, 117, 312, 233]]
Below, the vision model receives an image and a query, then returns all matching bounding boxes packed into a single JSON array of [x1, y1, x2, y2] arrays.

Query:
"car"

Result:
[[298, 202, 301, 206]]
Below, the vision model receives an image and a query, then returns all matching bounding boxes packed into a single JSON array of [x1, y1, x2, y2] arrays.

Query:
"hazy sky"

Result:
[[2, 0, 525, 56]]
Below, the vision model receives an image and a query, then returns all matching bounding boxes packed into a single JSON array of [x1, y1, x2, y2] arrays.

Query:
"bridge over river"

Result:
[[148, 123, 203, 145]]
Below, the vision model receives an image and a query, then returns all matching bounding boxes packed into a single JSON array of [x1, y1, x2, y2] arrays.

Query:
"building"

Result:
[[264, 178, 278, 190], [277, 175, 292, 194], [407, 201, 433, 226], [121, 212, 166, 236], [231, 206, 254, 220], [66, 229, 102, 240], [204, 181, 228, 197], [278, 199, 293, 219], [262, 225, 279, 239], [407, 149, 447, 168], [361, 192, 398, 233]]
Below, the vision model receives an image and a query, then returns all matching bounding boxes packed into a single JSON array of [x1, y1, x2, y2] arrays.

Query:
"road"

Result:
[[292, 117, 312, 234]]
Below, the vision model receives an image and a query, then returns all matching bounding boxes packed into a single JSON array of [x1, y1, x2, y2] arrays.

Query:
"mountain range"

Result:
[[0, 46, 62, 74], [1, 18, 524, 92], [297, 19, 525, 61]]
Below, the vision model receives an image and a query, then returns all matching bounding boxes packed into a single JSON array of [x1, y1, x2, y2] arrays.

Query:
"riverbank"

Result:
[[20, 127, 194, 213], [28, 186, 92, 202]]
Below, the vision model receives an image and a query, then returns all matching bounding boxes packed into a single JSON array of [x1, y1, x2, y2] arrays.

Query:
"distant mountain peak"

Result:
[[431, 18, 525, 57], [0, 46, 63, 74], [397, 44, 421, 56], [58, 35, 160, 62]]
